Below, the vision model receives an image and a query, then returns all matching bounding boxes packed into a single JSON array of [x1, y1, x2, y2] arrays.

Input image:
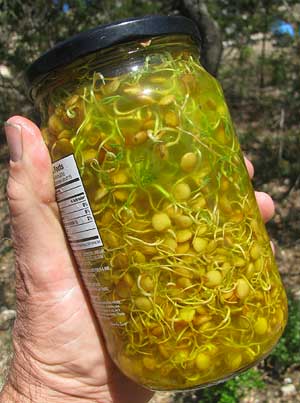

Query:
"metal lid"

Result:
[[25, 15, 201, 89]]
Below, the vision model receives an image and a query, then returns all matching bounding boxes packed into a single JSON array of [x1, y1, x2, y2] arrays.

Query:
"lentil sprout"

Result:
[[42, 45, 287, 391]]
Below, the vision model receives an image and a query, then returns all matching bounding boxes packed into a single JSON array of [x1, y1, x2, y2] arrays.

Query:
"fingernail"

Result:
[[4, 122, 23, 162]]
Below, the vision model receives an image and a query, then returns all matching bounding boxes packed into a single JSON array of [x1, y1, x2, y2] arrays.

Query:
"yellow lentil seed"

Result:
[[83, 148, 98, 161], [207, 240, 217, 253], [163, 237, 178, 251], [180, 152, 197, 172], [277, 308, 284, 324], [151, 326, 163, 337], [86, 131, 103, 146], [58, 129, 73, 140], [236, 278, 250, 299], [179, 308, 196, 322], [176, 277, 192, 288], [111, 171, 128, 185], [106, 233, 119, 248], [123, 273, 134, 287], [196, 223, 208, 236], [192, 237, 208, 253], [254, 317, 268, 335], [131, 250, 146, 264], [173, 183, 191, 201], [133, 130, 148, 145], [195, 353, 211, 371], [205, 270, 223, 287], [222, 262, 231, 273], [165, 111, 179, 127], [163, 203, 182, 218], [51, 139, 73, 160], [152, 212, 171, 232], [140, 275, 154, 292], [116, 280, 130, 298], [102, 79, 120, 95], [250, 243, 261, 260], [174, 215, 193, 229], [254, 256, 264, 271], [142, 245, 157, 255], [191, 195, 207, 209], [48, 114, 64, 134], [222, 290, 234, 300], [158, 344, 170, 359], [100, 210, 113, 225], [174, 350, 189, 364], [176, 242, 190, 254], [220, 176, 230, 191], [246, 262, 255, 277], [112, 253, 128, 269], [114, 190, 129, 202], [227, 352, 242, 369], [115, 314, 127, 324], [135, 297, 152, 312], [235, 257, 246, 267], [176, 229, 193, 243], [193, 314, 212, 326], [142, 119, 155, 130], [143, 357, 156, 370], [200, 321, 214, 331], [219, 195, 232, 214]]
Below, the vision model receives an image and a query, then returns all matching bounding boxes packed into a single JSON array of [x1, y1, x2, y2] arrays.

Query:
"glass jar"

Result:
[[26, 16, 287, 391]]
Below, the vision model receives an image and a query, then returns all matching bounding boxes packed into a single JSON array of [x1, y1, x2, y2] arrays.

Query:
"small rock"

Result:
[[283, 377, 292, 385], [294, 289, 300, 301], [281, 384, 296, 397], [0, 309, 16, 330]]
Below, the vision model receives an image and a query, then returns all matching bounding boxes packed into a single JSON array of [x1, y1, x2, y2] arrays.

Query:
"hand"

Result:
[[1, 116, 274, 402], [1, 116, 153, 403]]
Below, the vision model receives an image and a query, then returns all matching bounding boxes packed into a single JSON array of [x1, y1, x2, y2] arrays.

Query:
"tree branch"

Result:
[[180, 0, 223, 76]]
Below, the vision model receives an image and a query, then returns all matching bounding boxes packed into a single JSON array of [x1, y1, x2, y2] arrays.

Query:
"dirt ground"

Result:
[[0, 121, 299, 401]]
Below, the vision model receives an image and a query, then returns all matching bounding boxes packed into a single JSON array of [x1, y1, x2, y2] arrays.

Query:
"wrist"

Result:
[[0, 355, 108, 403], [1, 383, 104, 403]]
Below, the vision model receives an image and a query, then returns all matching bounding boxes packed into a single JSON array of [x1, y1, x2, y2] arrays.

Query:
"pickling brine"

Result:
[[26, 16, 287, 391]]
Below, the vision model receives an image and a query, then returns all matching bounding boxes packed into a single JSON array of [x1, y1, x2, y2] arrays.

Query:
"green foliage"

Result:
[[208, 0, 300, 113], [175, 369, 264, 403], [0, 0, 162, 128], [264, 292, 300, 375], [0, 0, 161, 67], [208, 0, 300, 41], [198, 369, 264, 403]]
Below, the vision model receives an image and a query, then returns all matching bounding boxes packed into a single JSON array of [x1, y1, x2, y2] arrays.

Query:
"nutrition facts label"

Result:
[[53, 154, 103, 251]]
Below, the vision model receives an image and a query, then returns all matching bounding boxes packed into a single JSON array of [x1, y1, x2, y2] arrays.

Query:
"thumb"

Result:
[[4, 116, 75, 295]]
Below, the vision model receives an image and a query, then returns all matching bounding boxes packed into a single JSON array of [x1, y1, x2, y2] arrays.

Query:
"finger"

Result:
[[255, 191, 275, 223], [4, 116, 75, 294], [244, 156, 254, 179], [270, 241, 275, 254]]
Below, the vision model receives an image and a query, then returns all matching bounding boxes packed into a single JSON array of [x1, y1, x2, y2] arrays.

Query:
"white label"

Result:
[[53, 154, 103, 251]]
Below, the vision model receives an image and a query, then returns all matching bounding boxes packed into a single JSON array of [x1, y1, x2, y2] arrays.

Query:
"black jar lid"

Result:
[[25, 15, 201, 90]]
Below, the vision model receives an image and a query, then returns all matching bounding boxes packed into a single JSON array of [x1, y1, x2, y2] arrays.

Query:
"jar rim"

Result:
[[25, 15, 201, 91]]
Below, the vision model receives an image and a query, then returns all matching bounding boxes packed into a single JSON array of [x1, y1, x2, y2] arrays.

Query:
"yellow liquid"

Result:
[[42, 48, 287, 390]]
